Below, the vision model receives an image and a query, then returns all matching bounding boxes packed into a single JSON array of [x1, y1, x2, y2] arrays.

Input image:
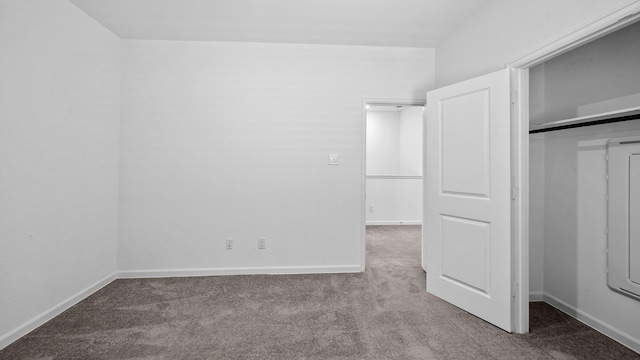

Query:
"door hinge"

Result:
[[512, 282, 520, 297], [511, 186, 519, 201], [511, 91, 519, 105]]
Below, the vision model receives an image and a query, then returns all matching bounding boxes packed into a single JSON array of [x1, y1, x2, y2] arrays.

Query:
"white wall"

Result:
[[366, 111, 402, 174], [435, 0, 638, 87], [0, 0, 121, 348], [366, 107, 423, 224], [529, 64, 546, 126], [542, 122, 640, 351], [365, 179, 422, 225], [398, 107, 424, 175], [528, 136, 545, 298], [119, 40, 434, 274], [531, 20, 640, 122]]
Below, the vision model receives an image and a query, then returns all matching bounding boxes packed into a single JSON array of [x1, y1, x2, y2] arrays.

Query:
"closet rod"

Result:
[[529, 113, 640, 134]]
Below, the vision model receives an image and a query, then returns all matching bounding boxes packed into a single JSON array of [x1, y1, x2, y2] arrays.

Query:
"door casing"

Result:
[[508, 1, 640, 334], [357, 2, 640, 335]]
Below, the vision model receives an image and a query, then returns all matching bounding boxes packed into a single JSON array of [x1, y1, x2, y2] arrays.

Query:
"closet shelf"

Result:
[[529, 106, 640, 134]]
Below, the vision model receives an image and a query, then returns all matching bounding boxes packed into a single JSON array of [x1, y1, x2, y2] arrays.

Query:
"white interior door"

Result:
[[425, 68, 513, 332]]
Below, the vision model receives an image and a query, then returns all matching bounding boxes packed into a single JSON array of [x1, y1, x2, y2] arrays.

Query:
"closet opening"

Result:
[[510, 7, 640, 349]]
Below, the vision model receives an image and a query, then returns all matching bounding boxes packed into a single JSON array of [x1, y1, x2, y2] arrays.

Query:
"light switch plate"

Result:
[[328, 154, 339, 165]]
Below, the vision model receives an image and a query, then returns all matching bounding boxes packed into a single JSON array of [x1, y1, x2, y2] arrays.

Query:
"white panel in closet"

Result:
[[630, 154, 640, 285], [607, 137, 640, 299]]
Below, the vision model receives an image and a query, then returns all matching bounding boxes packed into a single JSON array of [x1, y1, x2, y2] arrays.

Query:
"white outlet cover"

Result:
[[328, 154, 339, 165]]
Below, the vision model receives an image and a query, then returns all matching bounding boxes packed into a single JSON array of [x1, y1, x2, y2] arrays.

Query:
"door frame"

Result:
[[360, 98, 426, 271], [508, 1, 640, 334]]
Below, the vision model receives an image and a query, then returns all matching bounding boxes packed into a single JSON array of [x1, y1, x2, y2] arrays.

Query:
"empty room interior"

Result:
[[2, 0, 640, 358]]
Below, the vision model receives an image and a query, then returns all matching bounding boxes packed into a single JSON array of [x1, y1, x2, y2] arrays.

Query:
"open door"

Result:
[[425, 68, 513, 332]]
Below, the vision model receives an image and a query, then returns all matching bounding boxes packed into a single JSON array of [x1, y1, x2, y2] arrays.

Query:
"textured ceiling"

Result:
[[68, 0, 489, 47]]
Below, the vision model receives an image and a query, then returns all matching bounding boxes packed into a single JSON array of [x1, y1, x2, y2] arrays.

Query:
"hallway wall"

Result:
[[366, 107, 423, 225]]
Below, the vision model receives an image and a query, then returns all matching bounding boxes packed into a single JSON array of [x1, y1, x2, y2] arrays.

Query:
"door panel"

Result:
[[441, 215, 491, 294], [441, 89, 490, 198], [630, 154, 640, 285], [426, 68, 512, 332]]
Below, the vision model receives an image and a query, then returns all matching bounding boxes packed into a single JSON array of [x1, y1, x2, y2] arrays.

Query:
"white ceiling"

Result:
[[68, 0, 490, 48]]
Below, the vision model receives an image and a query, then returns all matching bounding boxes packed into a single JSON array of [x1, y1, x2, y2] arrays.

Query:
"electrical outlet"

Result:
[[258, 238, 266, 250], [369, 206, 374, 212], [226, 238, 233, 250]]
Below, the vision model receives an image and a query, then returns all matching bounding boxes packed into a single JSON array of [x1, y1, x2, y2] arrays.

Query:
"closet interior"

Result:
[[529, 19, 640, 345]]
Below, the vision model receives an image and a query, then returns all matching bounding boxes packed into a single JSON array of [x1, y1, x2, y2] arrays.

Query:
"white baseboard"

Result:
[[0, 265, 362, 350], [543, 292, 640, 354], [4, 273, 639, 355], [0, 272, 117, 351], [529, 291, 545, 302], [117, 265, 363, 278], [366, 221, 422, 226]]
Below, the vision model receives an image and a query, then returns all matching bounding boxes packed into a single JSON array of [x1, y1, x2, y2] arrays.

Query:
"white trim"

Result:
[[544, 293, 640, 354], [367, 220, 422, 225], [366, 221, 422, 226], [366, 174, 422, 180], [529, 291, 545, 302], [360, 99, 367, 272], [364, 98, 427, 107], [0, 272, 117, 350], [509, 2, 640, 68], [117, 265, 362, 279], [422, 101, 428, 273], [510, 67, 530, 334], [0, 264, 358, 349]]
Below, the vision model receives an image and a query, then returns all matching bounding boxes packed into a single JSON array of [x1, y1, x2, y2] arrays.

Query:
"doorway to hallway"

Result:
[[363, 101, 425, 271]]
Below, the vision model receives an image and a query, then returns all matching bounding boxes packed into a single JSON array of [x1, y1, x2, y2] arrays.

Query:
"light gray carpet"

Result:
[[1, 225, 639, 359]]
